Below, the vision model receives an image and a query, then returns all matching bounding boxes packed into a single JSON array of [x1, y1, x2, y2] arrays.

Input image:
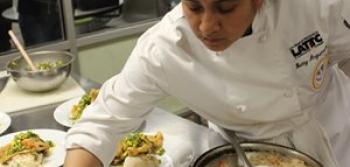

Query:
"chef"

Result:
[[64, 0, 350, 166]]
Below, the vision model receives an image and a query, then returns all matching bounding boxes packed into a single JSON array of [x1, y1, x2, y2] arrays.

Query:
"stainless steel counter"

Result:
[[5, 102, 68, 135]]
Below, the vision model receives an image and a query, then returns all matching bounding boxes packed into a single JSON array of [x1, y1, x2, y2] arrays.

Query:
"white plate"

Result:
[[162, 134, 194, 167], [54, 97, 81, 127], [0, 112, 11, 134], [112, 153, 174, 167], [0, 129, 66, 167], [159, 153, 174, 167]]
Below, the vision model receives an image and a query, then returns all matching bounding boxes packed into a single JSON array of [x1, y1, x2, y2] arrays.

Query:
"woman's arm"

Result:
[[64, 31, 169, 166], [64, 148, 103, 167]]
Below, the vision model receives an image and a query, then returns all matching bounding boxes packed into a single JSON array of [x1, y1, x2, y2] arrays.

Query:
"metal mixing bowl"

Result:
[[192, 142, 323, 167], [6, 50, 74, 92]]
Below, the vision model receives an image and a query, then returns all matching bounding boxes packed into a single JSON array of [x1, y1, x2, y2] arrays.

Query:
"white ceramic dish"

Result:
[[54, 97, 80, 127], [111, 154, 173, 167], [0, 129, 67, 167], [161, 133, 194, 167], [0, 112, 11, 134]]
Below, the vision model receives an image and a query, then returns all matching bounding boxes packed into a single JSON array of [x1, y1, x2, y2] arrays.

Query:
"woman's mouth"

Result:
[[202, 37, 225, 47]]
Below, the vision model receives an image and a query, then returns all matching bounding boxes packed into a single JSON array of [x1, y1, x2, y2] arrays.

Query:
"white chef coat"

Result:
[[65, 0, 350, 166]]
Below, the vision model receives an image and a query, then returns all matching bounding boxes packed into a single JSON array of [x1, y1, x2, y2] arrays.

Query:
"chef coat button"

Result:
[[236, 105, 247, 113], [259, 33, 268, 43], [284, 91, 293, 98]]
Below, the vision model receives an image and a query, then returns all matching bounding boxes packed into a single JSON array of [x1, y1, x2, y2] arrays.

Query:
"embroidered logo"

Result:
[[311, 55, 330, 90], [290, 31, 324, 59], [295, 46, 327, 69]]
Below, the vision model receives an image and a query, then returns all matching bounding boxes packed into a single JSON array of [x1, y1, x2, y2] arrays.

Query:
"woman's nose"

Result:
[[199, 12, 220, 36]]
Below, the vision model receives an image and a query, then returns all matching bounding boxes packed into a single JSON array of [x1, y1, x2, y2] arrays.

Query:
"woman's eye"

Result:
[[186, 2, 203, 12], [216, 3, 237, 14], [217, 6, 236, 14], [218, 7, 235, 13]]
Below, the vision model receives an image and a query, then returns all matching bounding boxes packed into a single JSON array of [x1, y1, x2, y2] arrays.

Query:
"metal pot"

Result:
[[192, 142, 323, 167]]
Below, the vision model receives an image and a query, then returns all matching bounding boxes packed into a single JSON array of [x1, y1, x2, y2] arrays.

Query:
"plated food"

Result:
[[248, 151, 311, 167], [0, 131, 53, 167], [111, 132, 166, 167], [53, 89, 100, 127], [0, 129, 66, 167], [70, 89, 99, 122]]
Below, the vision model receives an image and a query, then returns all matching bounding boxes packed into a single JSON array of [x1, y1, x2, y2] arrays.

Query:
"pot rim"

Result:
[[192, 141, 323, 167]]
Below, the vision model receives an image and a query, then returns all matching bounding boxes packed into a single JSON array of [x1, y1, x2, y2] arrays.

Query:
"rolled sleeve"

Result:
[[64, 83, 146, 166], [64, 34, 168, 166]]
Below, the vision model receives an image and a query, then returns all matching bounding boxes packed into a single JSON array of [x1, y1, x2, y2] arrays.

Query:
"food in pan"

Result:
[[0, 131, 54, 167], [111, 132, 165, 167], [205, 151, 312, 167], [70, 89, 99, 122], [248, 151, 311, 167]]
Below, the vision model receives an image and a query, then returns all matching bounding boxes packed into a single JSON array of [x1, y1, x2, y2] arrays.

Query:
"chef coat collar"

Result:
[[252, 0, 270, 35], [341, 0, 350, 22]]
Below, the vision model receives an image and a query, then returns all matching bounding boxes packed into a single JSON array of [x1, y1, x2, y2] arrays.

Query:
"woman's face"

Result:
[[182, 0, 263, 51]]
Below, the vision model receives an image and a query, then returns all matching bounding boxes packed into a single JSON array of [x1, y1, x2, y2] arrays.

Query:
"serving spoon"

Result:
[[8, 30, 37, 71], [220, 130, 271, 167], [229, 132, 254, 167]]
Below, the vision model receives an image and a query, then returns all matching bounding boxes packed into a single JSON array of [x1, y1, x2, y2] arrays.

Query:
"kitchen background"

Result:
[[0, 0, 187, 115], [1, 0, 350, 116]]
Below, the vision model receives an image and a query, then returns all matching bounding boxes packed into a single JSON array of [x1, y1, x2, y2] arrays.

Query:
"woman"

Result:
[[64, 0, 350, 166]]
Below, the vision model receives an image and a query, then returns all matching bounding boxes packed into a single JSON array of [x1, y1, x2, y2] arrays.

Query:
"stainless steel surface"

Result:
[[62, 0, 80, 75], [123, 0, 169, 22], [4, 103, 68, 135], [76, 19, 158, 47], [6, 50, 74, 92], [0, 74, 9, 93], [193, 142, 323, 167]]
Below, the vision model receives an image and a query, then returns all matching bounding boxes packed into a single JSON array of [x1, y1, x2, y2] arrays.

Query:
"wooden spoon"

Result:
[[8, 30, 37, 71]]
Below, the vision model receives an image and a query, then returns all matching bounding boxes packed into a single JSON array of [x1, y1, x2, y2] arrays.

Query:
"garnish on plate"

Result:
[[0, 131, 54, 167], [70, 89, 99, 122], [111, 132, 165, 167]]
